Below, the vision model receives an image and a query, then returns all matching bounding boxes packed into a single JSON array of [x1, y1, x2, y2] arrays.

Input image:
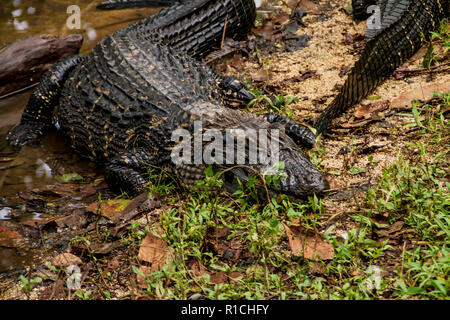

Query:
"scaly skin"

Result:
[[112, 0, 257, 58], [315, 0, 449, 134], [8, 0, 327, 199]]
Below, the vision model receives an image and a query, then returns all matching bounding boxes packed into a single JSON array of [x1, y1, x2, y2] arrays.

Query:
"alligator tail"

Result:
[[97, 0, 182, 10], [315, 0, 448, 135], [120, 0, 256, 58]]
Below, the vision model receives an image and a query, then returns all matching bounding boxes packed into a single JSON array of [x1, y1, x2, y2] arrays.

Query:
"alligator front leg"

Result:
[[7, 54, 84, 147], [104, 148, 171, 196], [105, 154, 150, 197], [262, 113, 316, 148], [217, 75, 255, 107]]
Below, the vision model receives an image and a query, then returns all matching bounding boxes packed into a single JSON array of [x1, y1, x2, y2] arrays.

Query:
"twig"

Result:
[[395, 62, 450, 78], [220, 14, 229, 49]]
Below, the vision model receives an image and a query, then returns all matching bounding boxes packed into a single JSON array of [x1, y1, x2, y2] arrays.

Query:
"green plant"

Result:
[[19, 275, 42, 296]]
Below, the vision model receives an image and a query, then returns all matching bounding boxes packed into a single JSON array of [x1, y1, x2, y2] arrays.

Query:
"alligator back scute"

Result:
[[56, 33, 226, 162]]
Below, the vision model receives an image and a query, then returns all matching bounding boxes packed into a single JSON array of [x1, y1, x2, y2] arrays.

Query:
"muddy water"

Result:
[[0, 0, 160, 202], [0, 0, 161, 273]]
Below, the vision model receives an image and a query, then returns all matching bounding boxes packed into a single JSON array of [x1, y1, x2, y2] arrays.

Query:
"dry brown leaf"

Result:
[[136, 265, 153, 289], [229, 53, 244, 70], [138, 229, 173, 271], [136, 229, 174, 287], [251, 69, 269, 82], [283, 223, 334, 261], [287, 0, 322, 14], [376, 221, 405, 237], [31, 184, 96, 198], [340, 119, 371, 128], [52, 253, 82, 268], [0, 225, 22, 248], [391, 83, 450, 108], [354, 100, 390, 118]]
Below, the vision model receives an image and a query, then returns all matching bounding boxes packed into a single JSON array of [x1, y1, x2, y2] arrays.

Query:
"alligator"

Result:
[[314, 0, 449, 134], [7, 0, 328, 199]]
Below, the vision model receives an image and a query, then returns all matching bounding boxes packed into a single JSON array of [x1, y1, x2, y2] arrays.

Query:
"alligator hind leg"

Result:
[[7, 54, 84, 147]]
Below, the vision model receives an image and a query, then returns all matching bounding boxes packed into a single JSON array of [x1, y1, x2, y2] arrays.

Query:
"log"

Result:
[[0, 34, 83, 97]]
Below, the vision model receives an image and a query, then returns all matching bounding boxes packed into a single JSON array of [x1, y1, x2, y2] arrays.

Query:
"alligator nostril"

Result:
[[321, 176, 330, 191], [305, 174, 314, 184]]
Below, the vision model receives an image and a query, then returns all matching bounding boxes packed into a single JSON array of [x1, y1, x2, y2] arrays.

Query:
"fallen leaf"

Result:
[[393, 66, 410, 80], [327, 176, 343, 190], [31, 184, 97, 198], [283, 223, 334, 261], [251, 69, 269, 82], [229, 53, 244, 70], [138, 229, 173, 271], [206, 226, 230, 239], [88, 241, 122, 255], [56, 173, 83, 183], [85, 199, 130, 219], [354, 100, 390, 118], [0, 225, 23, 247], [288, 0, 322, 14], [136, 265, 153, 289], [210, 271, 228, 284], [113, 193, 157, 224], [191, 260, 210, 278], [340, 118, 372, 128], [376, 221, 404, 237], [391, 83, 450, 108], [51, 253, 82, 268], [342, 33, 365, 45]]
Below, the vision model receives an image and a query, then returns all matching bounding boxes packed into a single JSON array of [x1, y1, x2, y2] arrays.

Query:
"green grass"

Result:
[[131, 92, 449, 300], [57, 92, 449, 300]]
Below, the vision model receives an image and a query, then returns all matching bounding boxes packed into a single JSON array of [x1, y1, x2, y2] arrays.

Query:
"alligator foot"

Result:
[[105, 160, 149, 197], [218, 75, 255, 107], [7, 122, 49, 147], [262, 113, 316, 148]]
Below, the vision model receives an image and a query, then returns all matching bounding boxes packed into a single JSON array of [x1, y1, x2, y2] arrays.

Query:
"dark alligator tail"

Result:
[[315, 0, 448, 135], [120, 0, 256, 58]]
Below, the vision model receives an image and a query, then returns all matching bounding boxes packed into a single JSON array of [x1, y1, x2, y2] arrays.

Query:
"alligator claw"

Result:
[[218, 76, 255, 106], [263, 113, 316, 148], [6, 123, 46, 148]]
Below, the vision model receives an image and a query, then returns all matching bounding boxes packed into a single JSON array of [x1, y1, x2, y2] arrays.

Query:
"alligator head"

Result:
[[170, 106, 329, 200]]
